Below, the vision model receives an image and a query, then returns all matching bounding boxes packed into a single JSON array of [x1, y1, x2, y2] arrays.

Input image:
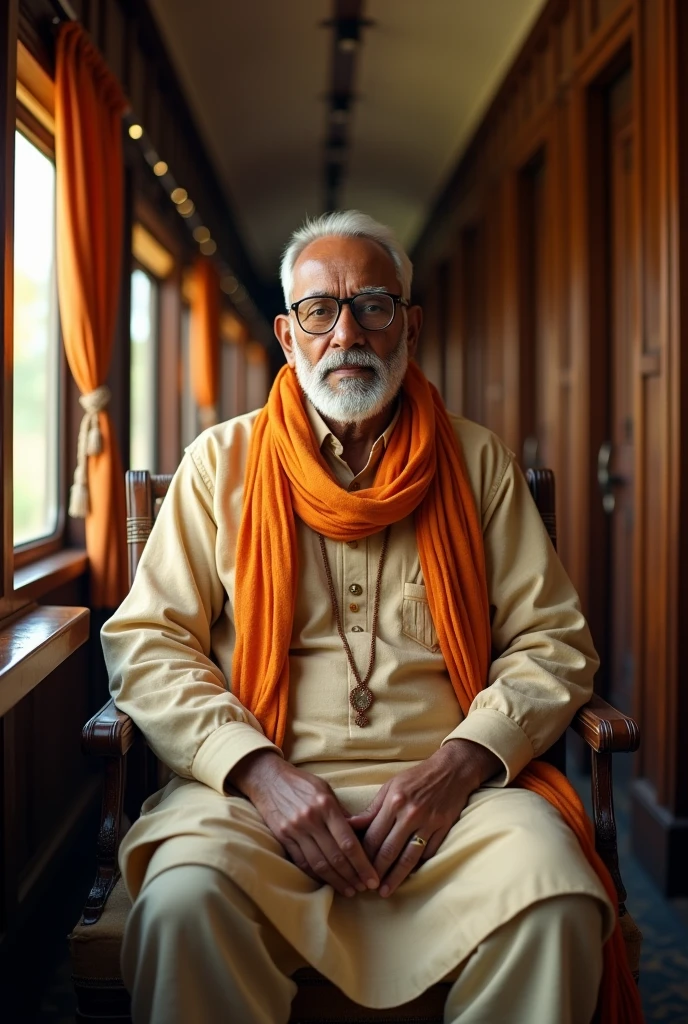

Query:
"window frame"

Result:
[[132, 200, 186, 473], [12, 58, 67, 570]]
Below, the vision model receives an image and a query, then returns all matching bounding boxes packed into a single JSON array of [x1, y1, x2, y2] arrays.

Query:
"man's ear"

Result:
[[274, 313, 297, 368], [405, 304, 423, 360]]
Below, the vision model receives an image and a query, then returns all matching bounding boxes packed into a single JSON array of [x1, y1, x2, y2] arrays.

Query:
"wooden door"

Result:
[[518, 151, 551, 472], [461, 225, 485, 425], [599, 68, 638, 713]]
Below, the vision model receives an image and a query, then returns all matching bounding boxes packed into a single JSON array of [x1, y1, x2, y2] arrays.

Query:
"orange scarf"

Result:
[[233, 361, 643, 1021]]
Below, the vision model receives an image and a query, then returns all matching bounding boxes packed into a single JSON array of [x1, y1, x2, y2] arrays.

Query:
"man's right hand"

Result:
[[227, 750, 379, 898]]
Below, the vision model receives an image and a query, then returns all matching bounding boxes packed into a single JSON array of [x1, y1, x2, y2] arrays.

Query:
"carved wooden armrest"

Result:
[[568, 694, 640, 918], [570, 693, 640, 753], [81, 699, 139, 925], [82, 697, 138, 757]]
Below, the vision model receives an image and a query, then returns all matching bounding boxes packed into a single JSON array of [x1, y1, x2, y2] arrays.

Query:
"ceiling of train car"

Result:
[[148, 0, 546, 284]]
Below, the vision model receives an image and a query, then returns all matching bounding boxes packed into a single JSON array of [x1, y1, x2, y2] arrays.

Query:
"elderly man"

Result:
[[103, 211, 622, 1024]]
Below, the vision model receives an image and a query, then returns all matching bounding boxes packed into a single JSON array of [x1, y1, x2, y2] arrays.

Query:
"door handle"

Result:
[[597, 441, 625, 514]]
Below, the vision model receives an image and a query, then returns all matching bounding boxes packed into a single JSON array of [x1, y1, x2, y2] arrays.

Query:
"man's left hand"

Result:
[[346, 739, 502, 897]]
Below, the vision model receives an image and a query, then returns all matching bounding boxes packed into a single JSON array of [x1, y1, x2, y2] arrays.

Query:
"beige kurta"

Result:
[[102, 398, 615, 1008]]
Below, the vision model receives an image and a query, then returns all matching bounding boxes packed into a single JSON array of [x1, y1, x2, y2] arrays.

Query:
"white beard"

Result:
[[292, 320, 409, 425]]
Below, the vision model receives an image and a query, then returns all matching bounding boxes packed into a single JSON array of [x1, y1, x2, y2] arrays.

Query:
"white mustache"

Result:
[[317, 350, 382, 380]]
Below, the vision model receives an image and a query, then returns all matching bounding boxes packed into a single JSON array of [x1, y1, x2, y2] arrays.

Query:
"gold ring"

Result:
[[409, 835, 427, 847]]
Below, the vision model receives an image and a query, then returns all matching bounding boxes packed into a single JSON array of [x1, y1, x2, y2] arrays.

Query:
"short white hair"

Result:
[[280, 210, 413, 308]]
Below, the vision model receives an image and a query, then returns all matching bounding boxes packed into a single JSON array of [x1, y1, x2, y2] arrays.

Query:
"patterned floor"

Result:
[[14, 753, 688, 1023], [572, 754, 688, 1024]]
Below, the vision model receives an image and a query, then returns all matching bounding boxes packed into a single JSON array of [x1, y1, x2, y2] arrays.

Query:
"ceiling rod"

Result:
[[321, 2, 373, 212]]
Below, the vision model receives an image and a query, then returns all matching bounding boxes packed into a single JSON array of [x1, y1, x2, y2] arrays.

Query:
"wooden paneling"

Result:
[[444, 244, 463, 416], [418, 273, 443, 394], [0, 571, 94, 949], [413, 0, 688, 894]]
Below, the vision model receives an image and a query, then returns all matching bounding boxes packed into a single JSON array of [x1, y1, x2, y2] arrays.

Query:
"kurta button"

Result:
[[349, 583, 362, 595], [351, 625, 364, 632], [349, 603, 359, 612]]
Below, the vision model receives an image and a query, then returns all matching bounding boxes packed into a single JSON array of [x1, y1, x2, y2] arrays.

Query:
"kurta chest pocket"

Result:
[[401, 582, 440, 652]]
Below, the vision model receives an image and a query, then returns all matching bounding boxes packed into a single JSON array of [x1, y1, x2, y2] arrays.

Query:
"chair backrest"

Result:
[[124, 465, 564, 774], [525, 468, 557, 551], [125, 467, 558, 584], [125, 471, 173, 589]]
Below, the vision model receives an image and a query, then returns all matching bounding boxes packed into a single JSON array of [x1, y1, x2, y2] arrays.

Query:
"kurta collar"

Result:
[[305, 396, 402, 457]]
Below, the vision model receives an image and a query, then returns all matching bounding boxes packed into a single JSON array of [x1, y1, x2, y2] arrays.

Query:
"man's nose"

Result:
[[331, 303, 365, 348]]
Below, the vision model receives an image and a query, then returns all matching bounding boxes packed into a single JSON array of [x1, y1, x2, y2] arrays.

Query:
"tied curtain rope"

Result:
[[55, 22, 128, 607], [233, 361, 644, 1023]]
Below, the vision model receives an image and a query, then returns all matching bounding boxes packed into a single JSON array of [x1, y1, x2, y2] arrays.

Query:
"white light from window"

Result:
[[130, 268, 158, 471], [13, 131, 60, 547]]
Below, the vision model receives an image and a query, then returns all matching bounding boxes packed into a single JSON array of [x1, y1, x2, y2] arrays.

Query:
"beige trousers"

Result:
[[121, 865, 604, 1024]]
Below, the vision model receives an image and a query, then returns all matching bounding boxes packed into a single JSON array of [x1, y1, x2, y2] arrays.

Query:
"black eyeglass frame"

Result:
[[289, 292, 408, 335]]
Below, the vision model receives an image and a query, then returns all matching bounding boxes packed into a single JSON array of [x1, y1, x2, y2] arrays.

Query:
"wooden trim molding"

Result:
[[0, 604, 89, 717], [132, 223, 174, 280], [13, 548, 88, 601], [16, 39, 54, 131]]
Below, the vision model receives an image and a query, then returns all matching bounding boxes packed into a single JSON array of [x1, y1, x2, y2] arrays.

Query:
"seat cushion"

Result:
[[70, 875, 131, 983]]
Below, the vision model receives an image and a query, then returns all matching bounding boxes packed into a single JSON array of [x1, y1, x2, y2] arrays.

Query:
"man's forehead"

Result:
[[292, 236, 398, 290]]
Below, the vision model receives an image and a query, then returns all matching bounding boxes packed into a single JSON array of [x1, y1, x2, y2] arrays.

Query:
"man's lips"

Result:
[[328, 366, 375, 377]]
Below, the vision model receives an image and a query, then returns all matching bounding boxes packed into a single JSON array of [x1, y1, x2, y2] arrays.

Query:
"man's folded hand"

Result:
[[228, 750, 380, 897]]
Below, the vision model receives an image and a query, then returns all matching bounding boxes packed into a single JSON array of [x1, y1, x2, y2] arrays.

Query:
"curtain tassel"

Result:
[[69, 385, 112, 518]]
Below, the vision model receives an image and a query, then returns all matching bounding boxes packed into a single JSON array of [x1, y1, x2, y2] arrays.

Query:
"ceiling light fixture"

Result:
[[193, 226, 211, 243], [330, 93, 351, 125], [171, 187, 188, 204], [321, 15, 374, 54], [153, 160, 168, 176], [128, 123, 143, 139]]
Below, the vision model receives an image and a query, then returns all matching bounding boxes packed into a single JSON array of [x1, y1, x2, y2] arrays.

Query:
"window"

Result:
[[12, 129, 60, 548], [129, 222, 175, 471], [129, 267, 159, 472], [180, 301, 198, 448]]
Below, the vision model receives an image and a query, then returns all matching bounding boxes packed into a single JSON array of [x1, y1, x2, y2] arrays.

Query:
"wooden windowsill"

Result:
[[0, 604, 90, 717], [14, 548, 88, 601]]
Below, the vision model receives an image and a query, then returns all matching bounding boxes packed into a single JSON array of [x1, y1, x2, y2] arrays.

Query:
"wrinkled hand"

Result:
[[347, 739, 501, 898], [228, 750, 379, 897]]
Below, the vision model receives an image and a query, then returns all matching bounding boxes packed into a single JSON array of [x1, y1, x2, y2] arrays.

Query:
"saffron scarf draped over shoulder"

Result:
[[232, 361, 643, 1022]]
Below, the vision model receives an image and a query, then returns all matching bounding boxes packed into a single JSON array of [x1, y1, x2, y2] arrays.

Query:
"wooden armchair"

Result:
[[70, 468, 642, 1024]]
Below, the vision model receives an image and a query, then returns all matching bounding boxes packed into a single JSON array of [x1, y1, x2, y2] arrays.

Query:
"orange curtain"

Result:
[[55, 23, 128, 608], [190, 257, 221, 429]]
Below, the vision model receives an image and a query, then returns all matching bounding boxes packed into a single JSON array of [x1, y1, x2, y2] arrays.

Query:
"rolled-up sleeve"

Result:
[[442, 444, 598, 784], [101, 445, 281, 795]]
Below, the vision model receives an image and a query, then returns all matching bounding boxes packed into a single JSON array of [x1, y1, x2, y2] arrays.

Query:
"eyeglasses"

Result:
[[290, 291, 407, 335]]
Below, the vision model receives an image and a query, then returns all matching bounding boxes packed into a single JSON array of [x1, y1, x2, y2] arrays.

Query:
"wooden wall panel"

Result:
[[102, 0, 125, 86], [412, 0, 688, 894], [0, 575, 98, 954], [460, 224, 486, 426], [418, 274, 443, 393], [444, 244, 463, 416]]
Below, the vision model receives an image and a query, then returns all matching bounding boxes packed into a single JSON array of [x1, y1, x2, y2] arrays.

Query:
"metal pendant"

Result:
[[350, 684, 373, 727]]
